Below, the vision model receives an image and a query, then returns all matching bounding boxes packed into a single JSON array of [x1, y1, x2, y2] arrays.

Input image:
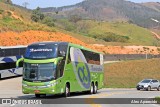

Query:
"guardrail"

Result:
[[104, 54, 160, 61]]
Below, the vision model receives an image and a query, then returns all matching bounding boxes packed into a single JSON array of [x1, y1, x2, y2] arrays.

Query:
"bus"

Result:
[[16, 42, 104, 97], [0, 46, 26, 79]]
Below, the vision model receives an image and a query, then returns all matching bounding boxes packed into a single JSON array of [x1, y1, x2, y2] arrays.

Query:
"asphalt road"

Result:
[[0, 77, 159, 107]]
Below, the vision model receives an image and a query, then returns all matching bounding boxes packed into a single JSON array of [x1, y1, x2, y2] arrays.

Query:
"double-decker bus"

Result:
[[0, 46, 26, 79], [16, 42, 104, 97]]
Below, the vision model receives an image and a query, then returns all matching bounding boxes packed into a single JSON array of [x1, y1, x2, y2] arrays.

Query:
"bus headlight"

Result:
[[47, 82, 57, 87]]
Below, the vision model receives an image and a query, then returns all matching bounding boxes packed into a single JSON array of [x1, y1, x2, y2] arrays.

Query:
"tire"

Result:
[[0, 73, 1, 79], [90, 83, 94, 94], [137, 88, 140, 90], [93, 83, 98, 94], [64, 84, 70, 97], [157, 86, 160, 91], [147, 86, 151, 91], [35, 94, 41, 98]]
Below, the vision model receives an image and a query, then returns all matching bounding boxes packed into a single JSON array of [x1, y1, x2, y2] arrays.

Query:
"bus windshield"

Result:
[[25, 44, 58, 59], [23, 63, 56, 81]]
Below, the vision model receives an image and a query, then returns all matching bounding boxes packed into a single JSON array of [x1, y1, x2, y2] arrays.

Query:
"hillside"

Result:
[[55, 19, 160, 46], [0, 1, 57, 32], [0, 30, 159, 54], [0, 0, 31, 21], [40, 0, 160, 28], [142, 2, 160, 12], [0, 0, 159, 54], [104, 58, 160, 88]]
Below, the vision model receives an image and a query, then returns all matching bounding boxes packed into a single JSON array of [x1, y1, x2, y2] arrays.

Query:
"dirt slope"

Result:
[[0, 30, 159, 54]]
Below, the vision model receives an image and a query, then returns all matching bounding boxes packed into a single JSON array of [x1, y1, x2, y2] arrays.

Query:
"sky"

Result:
[[11, 0, 160, 9]]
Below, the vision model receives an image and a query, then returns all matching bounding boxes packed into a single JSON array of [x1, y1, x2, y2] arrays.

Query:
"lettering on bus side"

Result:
[[70, 47, 91, 89], [89, 64, 103, 72]]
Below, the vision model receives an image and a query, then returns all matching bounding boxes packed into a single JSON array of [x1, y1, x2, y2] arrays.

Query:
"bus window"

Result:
[[81, 50, 100, 65], [0, 62, 16, 70], [58, 45, 68, 58], [56, 61, 62, 78], [67, 47, 71, 64], [20, 48, 26, 55], [12, 48, 20, 56], [57, 45, 68, 77], [5, 49, 12, 56], [56, 60, 65, 77], [0, 49, 2, 57]]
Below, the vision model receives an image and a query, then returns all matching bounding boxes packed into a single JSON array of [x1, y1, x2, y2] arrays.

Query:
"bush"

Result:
[[42, 17, 55, 27], [0, 9, 4, 14], [89, 32, 130, 42], [7, 11, 11, 16], [2, 16, 13, 23], [58, 19, 76, 31], [31, 7, 44, 22], [155, 97, 160, 103], [69, 15, 82, 23]]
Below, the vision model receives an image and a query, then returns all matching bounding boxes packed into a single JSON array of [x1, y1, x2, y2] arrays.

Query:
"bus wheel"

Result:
[[90, 83, 94, 94], [64, 84, 70, 97], [93, 83, 98, 94], [35, 94, 41, 98]]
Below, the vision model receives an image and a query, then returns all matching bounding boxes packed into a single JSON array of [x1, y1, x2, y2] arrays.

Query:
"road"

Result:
[[0, 77, 159, 107]]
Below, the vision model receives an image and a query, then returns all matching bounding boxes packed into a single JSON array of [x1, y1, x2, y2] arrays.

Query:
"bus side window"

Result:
[[12, 48, 20, 56], [57, 45, 68, 77], [0, 49, 2, 57], [5, 49, 12, 57]]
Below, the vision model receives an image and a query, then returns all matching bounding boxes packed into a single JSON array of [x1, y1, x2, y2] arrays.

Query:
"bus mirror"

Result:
[[59, 51, 66, 57], [16, 58, 24, 68]]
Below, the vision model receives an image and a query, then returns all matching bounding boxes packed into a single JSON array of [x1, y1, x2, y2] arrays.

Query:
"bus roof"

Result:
[[69, 43, 103, 54], [27, 41, 103, 54], [28, 41, 68, 46]]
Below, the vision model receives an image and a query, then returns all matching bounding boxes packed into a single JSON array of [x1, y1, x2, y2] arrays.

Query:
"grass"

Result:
[[0, 17, 56, 32], [0, 2, 56, 32], [57, 19, 160, 46], [155, 97, 160, 103], [0, 1, 31, 21], [0, 1, 159, 46], [82, 20, 159, 46], [104, 58, 160, 88]]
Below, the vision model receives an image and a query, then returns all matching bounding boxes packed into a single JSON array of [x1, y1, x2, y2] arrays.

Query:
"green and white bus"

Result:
[[16, 42, 104, 97]]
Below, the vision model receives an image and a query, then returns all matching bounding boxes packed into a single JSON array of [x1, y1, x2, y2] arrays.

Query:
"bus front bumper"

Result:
[[22, 85, 56, 94]]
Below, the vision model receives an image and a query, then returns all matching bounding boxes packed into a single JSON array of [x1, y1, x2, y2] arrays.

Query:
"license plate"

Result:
[[34, 90, 40, 93]]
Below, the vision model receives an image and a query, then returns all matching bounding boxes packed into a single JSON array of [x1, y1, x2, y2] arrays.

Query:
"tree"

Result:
[[42, 17, 55, 27], [22, 2, 29, 8], [69, 15, 82, 23], [31, 7, 44, 22], [4, 0, 12, 4]]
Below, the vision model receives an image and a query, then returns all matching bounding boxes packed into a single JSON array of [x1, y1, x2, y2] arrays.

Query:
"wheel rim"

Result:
[[91, 84, 93, 93], [65, 86, 70, 97], [148, 87, 151, 91], [66, 87, 69, 95], [95, 85, 97, 93]]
